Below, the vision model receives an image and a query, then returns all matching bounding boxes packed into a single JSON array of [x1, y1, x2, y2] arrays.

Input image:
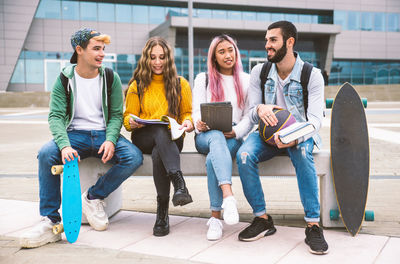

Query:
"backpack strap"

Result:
[[300, 61, 313, 121], [259, 61, 272, 104], [60, 72, 71, 118], [104, 67, 114, 109], [205, 72, 208, 90]]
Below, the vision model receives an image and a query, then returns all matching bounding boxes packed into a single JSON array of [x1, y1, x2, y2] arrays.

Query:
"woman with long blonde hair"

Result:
[[123, 36, 194, 236], [192, 34, 252, 240]]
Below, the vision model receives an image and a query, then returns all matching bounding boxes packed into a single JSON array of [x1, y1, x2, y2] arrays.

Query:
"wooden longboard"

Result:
[[330, 83, 370, 236], [52, 159, 82, 243]]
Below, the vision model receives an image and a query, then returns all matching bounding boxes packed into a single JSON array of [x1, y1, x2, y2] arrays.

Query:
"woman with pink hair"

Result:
[[192, 34, 252, 240]]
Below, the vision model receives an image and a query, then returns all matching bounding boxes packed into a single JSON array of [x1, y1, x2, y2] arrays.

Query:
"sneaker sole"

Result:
[[20, 233, 61, 248], [305, 239, 329, 255], [239, 227, 277, 242], [82, 204, 109, 231]]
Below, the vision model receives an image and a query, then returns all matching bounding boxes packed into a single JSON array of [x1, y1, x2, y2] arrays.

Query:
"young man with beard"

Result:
[[19, 28, 143, 248], [236, 21, 329, 254]]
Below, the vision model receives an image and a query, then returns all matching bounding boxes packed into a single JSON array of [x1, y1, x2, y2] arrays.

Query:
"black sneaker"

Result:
[[305, 224, 329, 254], [238, 215, 276, 242]]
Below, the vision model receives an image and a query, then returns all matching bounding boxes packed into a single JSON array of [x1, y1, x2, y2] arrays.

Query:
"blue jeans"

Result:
[[38, 130, 143, 222], [195, 130, 243, 211], [236, 131, 320, 222]]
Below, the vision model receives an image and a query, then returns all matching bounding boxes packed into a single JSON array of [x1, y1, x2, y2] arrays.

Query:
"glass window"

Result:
[[35, 0, 46, 18], [243, 12, 256, 21], [373, 13, 386, 31], [318, 15, 333, 24], [227, 11, 242, 20], [249, 50, 267, 58], [389, 63, 400, 84], [132, 5, 148, 24], [10, 59, 25, 83], [347, 11, 360, 30], [98, 3, 115, 22], [62, 0, 79, 20], [149, 6, 165, 24], [376, 62, 389, 84], [299, 14, 312, 24], [116, 4, 132, 23], [166, 7, 182, 17], [351, 61, 363, 84], [257, 12, 270, 22], [361, 12, 373, 31], [212, 10, 227, 19], [334, 11, 347, 29], [26, 60, 44, 84], [46, 52, 62, 59], [271, 13, 284, 22], [338, 61, 351, 83], [24, 51, 44, 59], [196, 9, 212, 19], [387, 13, 400, 32], [285, 14, 298, 23], [363, 62, 375, 84], [43, 0, 61, 19], [80, 2, 97, 21]]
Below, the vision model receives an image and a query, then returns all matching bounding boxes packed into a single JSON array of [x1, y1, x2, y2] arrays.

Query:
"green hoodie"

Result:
[[48, 64, 123, 150]]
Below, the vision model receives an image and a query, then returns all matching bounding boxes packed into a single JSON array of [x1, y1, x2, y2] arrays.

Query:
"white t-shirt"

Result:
[[276, 74, 290, 109], [69, 69, 105, 131]]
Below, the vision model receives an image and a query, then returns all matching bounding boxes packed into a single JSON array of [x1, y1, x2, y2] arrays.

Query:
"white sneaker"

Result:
[[82, 191, 109, 231], [222, 196, 239, 225], [207, 217, 223, 241], [20, 217, 61, 248]]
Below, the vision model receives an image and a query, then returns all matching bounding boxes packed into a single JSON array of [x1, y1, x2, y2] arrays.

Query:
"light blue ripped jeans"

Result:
[[195, 130, 243, 211], [236, 131, 320, 223]]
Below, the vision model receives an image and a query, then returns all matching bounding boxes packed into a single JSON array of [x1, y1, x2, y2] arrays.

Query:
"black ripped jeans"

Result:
[[131, 125, 184, 198]]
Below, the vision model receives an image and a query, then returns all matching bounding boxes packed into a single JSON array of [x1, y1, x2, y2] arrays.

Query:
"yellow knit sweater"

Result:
[[123, 74, 193, 132]]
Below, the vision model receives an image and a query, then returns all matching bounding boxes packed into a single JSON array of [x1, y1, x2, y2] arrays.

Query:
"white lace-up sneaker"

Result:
[[222, 196, 239, 225], [206, 217, 223, 241], [82, 191, 109, 231], [20, 217, 61, 248]]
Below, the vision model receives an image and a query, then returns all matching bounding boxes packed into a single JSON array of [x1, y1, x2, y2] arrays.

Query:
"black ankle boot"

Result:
[[169, 170, 193, 206], [153, 196, 169, 236]]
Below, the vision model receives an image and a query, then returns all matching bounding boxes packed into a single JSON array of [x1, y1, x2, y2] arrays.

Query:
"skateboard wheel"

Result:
[[361, 98, 367, 108], [51, 165, 64, 175], [330, 209, 339, 220], [365, 210, 374, 221], [52, 224, 64, 234], [325, 98, 334, 109]]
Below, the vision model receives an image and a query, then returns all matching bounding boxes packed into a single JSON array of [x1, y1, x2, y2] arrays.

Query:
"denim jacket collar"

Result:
[[267, 52, 303, 85]]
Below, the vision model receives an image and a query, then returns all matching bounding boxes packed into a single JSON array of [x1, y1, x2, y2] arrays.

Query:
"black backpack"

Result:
[[60, 67, 114, 118], [259, 61, 313, 120]]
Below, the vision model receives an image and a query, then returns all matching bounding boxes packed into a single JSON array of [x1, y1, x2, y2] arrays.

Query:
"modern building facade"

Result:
[[1, 0, 399, 92]]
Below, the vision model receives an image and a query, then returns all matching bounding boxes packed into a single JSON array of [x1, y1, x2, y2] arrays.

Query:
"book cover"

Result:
[[130, 114, 185, 140], [277, 122, 315, 144], [200, 101, 232, 132]]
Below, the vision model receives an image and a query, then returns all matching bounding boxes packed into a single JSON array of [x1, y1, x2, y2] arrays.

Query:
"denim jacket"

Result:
[[248, 53, 324, 149]]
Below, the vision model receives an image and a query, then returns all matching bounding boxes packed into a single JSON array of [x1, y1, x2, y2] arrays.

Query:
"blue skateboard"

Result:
[[51, 158, 82, 243]]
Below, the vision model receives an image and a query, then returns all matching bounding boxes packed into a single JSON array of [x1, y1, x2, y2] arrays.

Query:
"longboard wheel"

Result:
[[330, 209, 340, 220], [326, 98, 334, 109], [326, 98, 367, 109], [51, 165, 64, 175], [365, 210, 374, 221], [52, 224, 64, 234]]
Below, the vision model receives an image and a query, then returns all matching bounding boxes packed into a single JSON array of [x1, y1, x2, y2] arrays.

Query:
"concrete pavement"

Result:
[[0, 104, 400, 263]]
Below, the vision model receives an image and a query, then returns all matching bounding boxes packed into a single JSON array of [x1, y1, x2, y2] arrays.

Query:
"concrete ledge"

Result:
[[133, 150, 330, 177], [132, 150, 340, 228]]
